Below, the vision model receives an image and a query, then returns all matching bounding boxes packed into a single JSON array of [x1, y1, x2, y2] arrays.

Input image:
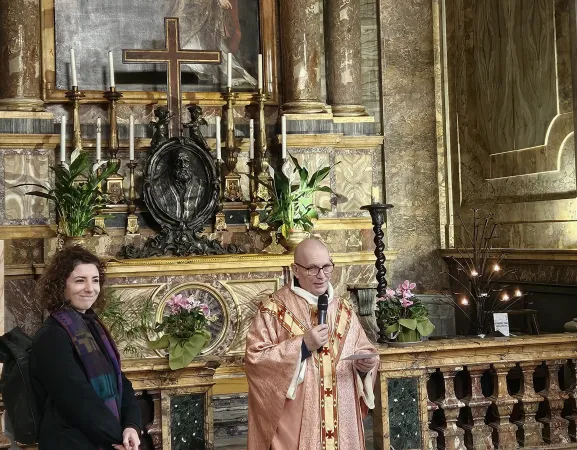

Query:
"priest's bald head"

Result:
[[291, 239, 334, 296]]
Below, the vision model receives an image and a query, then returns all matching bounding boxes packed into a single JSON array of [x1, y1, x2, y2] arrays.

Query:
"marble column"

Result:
[[279, 0, 326, 114], [0, 0, 44, 111], [325, 0, 367, 116]]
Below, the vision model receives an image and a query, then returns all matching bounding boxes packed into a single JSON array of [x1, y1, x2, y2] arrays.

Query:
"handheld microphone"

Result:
[[317, 293, 329, 325]]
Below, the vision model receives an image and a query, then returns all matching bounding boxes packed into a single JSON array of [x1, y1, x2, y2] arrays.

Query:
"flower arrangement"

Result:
[[376, 280, 435, 343], [149, 294, 216, 370]]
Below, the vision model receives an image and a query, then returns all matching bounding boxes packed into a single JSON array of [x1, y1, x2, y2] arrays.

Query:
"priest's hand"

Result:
[[303, 324, 329, 351], [354, 355, 378, 373]]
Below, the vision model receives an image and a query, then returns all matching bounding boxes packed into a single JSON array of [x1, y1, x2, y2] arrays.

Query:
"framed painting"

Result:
[[40, 0, 279, 104]]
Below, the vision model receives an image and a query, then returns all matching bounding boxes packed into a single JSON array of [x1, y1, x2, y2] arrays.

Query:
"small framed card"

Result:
[[493, 313, 510, 337]]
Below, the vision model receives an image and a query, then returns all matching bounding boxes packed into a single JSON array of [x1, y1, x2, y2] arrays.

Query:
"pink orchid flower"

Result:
[[402, 280, 417, 291], [401, 298, 414, 307], [199, 303, 210, 316], [166, 294, 185, 314]]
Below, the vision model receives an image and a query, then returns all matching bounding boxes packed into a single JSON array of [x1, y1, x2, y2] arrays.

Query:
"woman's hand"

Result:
[[219, 0, 232, 8], [112, 427, 140, 450]]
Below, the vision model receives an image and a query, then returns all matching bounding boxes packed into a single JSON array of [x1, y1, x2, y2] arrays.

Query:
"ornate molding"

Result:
[[25, 250, 397, 277]]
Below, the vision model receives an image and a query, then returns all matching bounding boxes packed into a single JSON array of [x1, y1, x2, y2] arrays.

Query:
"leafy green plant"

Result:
[[257, 154, 337, 238], [98, 288, 156, 358], [376, 280, 435, 342], [16, 152, 117, 237]]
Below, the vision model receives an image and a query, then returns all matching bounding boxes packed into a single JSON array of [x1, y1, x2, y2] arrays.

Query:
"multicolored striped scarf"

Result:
[[51, 308, 122, 422]]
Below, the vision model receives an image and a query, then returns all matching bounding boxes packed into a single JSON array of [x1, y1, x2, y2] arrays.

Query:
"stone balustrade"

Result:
[[374, 334, 577, 450]]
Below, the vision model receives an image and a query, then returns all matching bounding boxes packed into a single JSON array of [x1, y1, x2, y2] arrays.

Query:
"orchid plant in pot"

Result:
[[149, 294, 217, 370], [376, 280, 435, 343]]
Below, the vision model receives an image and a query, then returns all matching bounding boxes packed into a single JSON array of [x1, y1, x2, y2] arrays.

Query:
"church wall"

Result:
[[379, 0, 446, 291], [441, 0, 577, 249]]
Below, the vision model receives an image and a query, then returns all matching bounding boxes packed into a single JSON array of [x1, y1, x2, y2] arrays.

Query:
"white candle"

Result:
[[281, 116, 287, 159], [249, 119, 254, 160], [227, 53, 232, 88], [257, 54, 263, 91], [371, 186, 380, 202], [215, 116, 222, 160], [108, 51, 115, 88], [70, 48, 77, 87], [96, 117, 102, 161], [129, 115, 135, 161], [60, 116, 66, 162]]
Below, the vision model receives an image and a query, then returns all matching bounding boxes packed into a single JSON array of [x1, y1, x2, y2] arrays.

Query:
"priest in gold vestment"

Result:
[[245, 239, 378, 450]]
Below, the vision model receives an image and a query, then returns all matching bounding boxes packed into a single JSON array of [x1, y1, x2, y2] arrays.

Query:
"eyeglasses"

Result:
[[294, 262, 334, 277]]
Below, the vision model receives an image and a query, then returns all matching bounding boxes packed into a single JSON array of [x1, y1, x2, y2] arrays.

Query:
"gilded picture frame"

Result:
[[40, 0, 279, 105]]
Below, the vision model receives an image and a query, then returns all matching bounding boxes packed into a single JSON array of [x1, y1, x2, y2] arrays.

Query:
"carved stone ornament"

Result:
[[119, 135, 242, 258]]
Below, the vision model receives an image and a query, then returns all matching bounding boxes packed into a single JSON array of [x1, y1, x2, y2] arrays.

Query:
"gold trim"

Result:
[[28, 250, 395, 277], [279, 133, 384, 149], [0, 134, 59, 148], [0, 225, 56, 238], [313, 217, 374, 230], [0, 111, 53, 119], [440, 248, 577, 263]]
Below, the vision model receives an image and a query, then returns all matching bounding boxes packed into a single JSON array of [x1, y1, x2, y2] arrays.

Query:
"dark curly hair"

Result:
[[36, 246, 107, 312]]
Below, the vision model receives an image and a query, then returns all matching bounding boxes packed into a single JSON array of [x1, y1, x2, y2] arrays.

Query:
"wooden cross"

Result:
[[123, 17, 221, 138]]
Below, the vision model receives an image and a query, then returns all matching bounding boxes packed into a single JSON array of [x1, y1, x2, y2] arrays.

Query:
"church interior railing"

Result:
[[375, 334, 577, 450]]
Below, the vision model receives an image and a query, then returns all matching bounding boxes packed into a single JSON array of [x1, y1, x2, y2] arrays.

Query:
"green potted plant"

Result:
[[259, 154, 337, 252], [376, 280, 435, 344], [16, 152, 117, 242], [98, 289, 156, 359], [149, 294, 216, 370]]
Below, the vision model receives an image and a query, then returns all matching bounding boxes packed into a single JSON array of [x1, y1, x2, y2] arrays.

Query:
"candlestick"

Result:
[[227, 53, 232, 88], [216, 115, 222, 160], [70, 48, 77, 87], [246, 159, 259, 229], [103, 86, 125, 204], [60, 116, 66, 163], [129, 115, 135, 161], [249, 119, 255, 160], [222, 87, 242, 201], [256, 88, 272, 202], [96, 117, 102, 161], [257, 54, 263, 91], [65, 86, 85, 152], [360, 202, 394, 343], [126, 160, 139, 235], [281, 115, 287, 159], [108, 51, 115, 88], [215, 159, 227, 231]]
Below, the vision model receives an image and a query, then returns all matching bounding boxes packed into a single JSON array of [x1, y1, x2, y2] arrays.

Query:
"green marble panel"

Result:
[[170, 394, 205, 450], [388, 377, 421, 449]]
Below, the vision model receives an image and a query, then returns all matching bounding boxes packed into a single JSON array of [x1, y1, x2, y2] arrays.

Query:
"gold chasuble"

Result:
[[246, 284, 377, 450]]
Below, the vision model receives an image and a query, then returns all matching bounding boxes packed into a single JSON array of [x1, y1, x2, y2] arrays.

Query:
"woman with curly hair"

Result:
[[29, 246, 141, 450]]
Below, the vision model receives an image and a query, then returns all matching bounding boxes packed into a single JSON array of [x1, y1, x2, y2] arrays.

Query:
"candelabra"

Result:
[[103, 87, 125, 204], [65, 86, 85, 152], [126, 160, 139, 235], [222, 87, 243, 202], [214, 158, 227, 231], [360, 201, 394, 343]]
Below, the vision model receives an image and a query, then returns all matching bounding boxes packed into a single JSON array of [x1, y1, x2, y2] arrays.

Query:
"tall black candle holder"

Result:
[[360, 202, 394, 343]]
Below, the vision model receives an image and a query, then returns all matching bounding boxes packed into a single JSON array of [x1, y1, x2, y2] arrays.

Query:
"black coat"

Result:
[[29, 316, 142, 450]]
